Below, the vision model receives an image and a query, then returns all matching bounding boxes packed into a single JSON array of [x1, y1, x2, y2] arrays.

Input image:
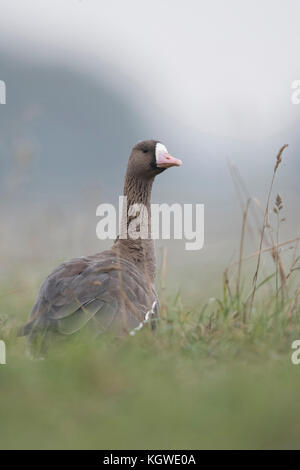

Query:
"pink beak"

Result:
[[156, 152, 182, 169]]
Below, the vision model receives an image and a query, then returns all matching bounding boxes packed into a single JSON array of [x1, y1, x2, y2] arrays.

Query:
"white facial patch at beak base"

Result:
[[155, 143, 168, 163], [155, 142, 182, 168]]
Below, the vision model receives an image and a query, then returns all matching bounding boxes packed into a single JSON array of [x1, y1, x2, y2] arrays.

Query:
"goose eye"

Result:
[[142, 149, 148, 154]]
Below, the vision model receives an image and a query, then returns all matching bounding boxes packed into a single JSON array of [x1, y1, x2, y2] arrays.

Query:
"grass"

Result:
[[1, 305, 300, 449], [1, 145, 300, 449]]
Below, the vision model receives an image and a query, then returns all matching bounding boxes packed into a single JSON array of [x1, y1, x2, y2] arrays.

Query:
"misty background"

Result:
[[1, 0, 300, 302]]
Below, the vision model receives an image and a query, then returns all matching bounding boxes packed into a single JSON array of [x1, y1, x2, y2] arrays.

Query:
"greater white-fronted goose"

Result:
[[21, 140, 182, 352]]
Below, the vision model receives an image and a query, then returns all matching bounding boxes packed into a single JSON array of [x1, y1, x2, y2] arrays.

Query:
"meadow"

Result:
[[1, 145, 300, 449]]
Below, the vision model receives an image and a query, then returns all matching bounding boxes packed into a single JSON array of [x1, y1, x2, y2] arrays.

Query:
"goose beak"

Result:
[[156, 152, 182, 169]]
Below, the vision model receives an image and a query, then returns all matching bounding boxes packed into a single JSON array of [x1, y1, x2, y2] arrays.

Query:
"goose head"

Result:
[[126, 140, 182, 180]]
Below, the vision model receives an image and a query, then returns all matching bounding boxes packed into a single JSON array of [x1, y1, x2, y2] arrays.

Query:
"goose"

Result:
[[21, 140, 182, 353]]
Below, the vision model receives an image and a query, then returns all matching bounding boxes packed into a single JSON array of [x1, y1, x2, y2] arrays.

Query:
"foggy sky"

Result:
[[0, 0, 300, 144]]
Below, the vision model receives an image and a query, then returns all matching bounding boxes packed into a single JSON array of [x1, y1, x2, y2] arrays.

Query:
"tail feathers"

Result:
[[19, 316, 53, 357]]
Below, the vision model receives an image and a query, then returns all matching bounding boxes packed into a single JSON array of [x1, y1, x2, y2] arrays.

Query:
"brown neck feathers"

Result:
[[113, 174, 156, 283]]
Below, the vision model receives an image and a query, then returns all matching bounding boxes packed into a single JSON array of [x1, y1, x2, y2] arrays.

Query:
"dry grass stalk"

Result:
[[229, 236, 300, 269], [249, 144, 288, 315], [272, 194, 287, 305], [286, 237, 300, 280], [228, 160, 273, 292], [223, 268, 232, 301], [160, 246, 168, 318], [252, 197, 287, 296], [236, 198, 251, 305]]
